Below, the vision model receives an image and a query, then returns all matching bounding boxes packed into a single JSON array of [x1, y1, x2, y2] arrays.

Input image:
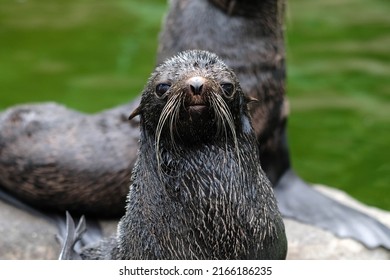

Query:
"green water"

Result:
[[286, 0, 390, 210], [0, 0, 389, 210]]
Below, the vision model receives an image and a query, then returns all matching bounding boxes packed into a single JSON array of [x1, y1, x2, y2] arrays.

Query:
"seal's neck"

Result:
[[210, 0, 284, 26]]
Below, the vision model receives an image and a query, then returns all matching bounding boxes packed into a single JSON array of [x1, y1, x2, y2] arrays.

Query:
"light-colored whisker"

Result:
[[169, 94, 183, 153], [155, 93, 183, 175], [212, 93, 241, 168], [210, 97, 227, 142]]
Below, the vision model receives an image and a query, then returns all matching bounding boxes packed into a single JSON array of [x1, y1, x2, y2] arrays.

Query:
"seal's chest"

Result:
[[179, 196, 252, 259]]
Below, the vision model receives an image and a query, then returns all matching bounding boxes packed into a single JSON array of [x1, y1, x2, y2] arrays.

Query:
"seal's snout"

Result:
[[187, 76, 206, 96]]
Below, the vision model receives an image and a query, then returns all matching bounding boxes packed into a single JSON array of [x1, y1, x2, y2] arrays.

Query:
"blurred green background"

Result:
[[0, 0, 389, 210]]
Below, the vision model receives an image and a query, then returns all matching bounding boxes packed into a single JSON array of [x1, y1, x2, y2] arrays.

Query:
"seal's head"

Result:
[[130, 50, 255, 150]]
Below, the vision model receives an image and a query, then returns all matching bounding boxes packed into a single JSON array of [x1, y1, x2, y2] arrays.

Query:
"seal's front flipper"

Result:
[[275, 169, 390, 250], [58, 212, 87, 260]]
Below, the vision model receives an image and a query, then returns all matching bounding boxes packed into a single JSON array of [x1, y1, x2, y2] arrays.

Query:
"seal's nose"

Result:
[[187, 76, 206, 95]]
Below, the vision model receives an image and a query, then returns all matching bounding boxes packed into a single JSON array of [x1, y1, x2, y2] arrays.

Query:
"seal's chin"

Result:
[[172, 104, 215, 143], [186, 104, 212, 123], [188, 105, 208, 115]]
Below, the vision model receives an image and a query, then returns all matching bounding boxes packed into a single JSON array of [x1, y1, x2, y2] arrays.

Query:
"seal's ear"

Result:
[[128, 106, 142, 120], [241, 95, 259, 109], [242, 95, 259, 113], [245, 95, 259, 104]]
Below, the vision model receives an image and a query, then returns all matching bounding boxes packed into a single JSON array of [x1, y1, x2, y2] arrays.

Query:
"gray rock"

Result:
[[0, 199, 59, 260]]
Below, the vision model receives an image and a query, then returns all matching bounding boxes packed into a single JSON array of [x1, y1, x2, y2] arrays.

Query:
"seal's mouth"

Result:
[[186, 103, 209, 121], [184, 93, 209, 116], [188, 104, 207, 111]]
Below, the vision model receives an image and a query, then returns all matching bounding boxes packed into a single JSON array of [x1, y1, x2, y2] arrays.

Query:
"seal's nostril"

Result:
[[187, 76, 205, 95], [190, 83, 203, 95]]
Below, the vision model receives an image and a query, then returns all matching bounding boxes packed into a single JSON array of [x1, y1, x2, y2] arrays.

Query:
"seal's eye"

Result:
[[155, 83, 171, 97], [221, 83, 235, 97]]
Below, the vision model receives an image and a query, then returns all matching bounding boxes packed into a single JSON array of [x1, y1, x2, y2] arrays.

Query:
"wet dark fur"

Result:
[[80, 50, 287, 259]]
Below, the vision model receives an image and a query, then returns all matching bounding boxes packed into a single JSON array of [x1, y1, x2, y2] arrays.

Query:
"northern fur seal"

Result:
[[75, 50, 287, 260], [1, 0, 390, 251]]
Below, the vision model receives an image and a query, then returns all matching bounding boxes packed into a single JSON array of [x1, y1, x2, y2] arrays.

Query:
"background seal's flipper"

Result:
[[275, 169, 390, 249]]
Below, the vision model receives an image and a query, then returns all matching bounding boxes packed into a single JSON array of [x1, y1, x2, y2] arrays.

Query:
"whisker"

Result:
[[169, 93, 184, 154], [211, 93, 241, 169], [155, 97, 177, 172], [210, 96, 227, 141], [155, 92, 183, 175]]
